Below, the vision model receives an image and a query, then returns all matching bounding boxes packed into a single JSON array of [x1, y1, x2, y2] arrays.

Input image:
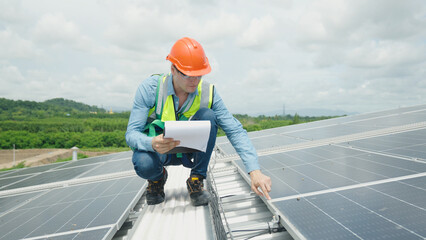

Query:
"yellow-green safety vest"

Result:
[[143, 73, 214, 137]]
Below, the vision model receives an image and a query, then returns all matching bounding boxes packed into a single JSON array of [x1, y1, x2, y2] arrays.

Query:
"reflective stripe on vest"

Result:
[[144, 73, 213, 136]]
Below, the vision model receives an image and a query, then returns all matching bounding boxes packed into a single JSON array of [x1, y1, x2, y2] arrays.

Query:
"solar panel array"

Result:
[[218, 105, 426, 240], [0, 151, 144, 240]]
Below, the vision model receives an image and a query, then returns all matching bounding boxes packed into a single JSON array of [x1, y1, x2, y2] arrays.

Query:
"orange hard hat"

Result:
[[166, 37, 211, 76]]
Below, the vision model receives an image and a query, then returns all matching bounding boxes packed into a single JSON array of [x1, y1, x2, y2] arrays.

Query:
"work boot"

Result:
[[186, 175, 211, 206], [146, 168, 168, 205]]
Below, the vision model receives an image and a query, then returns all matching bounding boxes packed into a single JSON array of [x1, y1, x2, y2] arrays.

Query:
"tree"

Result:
[[292, 113, 300, 124]]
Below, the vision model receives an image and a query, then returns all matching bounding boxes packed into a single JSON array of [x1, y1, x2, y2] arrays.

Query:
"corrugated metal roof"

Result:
[[119, 151, 292, 240], [128, 166, 214, 240]]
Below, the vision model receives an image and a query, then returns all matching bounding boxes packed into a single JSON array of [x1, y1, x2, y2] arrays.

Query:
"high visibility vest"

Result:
[[143, 73, 214, 137]]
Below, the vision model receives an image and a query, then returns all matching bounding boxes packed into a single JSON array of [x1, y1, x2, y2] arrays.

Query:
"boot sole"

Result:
[[190, 195, 211, 206], [146, 168, 168, 205], [147, 197, 165, 205]]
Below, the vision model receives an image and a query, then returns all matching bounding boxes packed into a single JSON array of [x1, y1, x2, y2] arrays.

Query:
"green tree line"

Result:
[[0, 98, 341, 149], [0, 97, 107, 120], [1, 131, 125, 149], [0, 98, 129, 149], [0, 118, 128, 132]]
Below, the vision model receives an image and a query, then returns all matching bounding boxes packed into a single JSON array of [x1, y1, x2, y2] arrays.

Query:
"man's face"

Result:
[[171, 66, 202, 94]]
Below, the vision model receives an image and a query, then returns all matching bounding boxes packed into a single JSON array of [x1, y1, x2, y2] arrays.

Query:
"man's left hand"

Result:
[[249, 169, 272, 200]]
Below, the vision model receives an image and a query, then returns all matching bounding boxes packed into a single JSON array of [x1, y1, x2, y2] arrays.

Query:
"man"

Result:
[[126, 37, 272, 206]]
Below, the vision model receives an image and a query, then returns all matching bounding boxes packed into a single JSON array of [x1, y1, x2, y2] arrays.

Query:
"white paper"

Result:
[[164, 121, 211, 152]]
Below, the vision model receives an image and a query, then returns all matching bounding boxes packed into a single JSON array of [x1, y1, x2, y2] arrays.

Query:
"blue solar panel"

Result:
[[274, 182, 425, 239], [217, 133, 305, 155], [0, 176, 144, 240], [2, 165, 105, 190], [278, 106, 426, 140], [78, 158, 134, 178], [0, 191, 45, 215], [0, 152, 135, 191], [231, 105, 426, 240], [0, 151, 144, 240], [338, 128, 426, 160], [236, 144, 426, 200], [0, 162, 68, 178]]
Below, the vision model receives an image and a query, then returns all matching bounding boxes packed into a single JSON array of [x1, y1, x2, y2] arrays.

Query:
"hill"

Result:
[[43, 98, 105, 113], [0, 98, 107, 120]]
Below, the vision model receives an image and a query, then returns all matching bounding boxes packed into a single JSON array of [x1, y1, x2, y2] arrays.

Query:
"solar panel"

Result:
[[0, 162, 68, 178], [217, 132, 306, 155], [1, 164, 113, 190], [288, 104, 426, 129], [77, 158, 134, 178], [273, 177, 426, 239], [0, 151, 145, 240], [277, 106, 426, 140], [0, 191, 44, 215], [338, 128, 426, 161], [231, 104, 426, 239], [0, 153, 135, 191], [0, 176, 144, 240]]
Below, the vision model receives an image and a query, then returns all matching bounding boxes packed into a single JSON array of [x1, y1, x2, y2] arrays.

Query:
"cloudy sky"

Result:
[[1, 0, 425, 116]]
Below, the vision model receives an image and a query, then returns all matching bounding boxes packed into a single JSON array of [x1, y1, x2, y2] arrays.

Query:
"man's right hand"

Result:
[[152, 134, 180, 154]]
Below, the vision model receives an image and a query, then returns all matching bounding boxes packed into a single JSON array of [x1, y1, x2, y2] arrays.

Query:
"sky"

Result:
[[1, 0, 425, 116]]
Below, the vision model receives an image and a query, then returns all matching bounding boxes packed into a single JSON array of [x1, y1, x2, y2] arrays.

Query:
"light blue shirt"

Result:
[[125, 74, 260, 173]]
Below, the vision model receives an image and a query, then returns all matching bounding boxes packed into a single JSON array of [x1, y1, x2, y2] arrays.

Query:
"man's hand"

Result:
[[152, 134, 180, 154], [249, 169, 272, 200]]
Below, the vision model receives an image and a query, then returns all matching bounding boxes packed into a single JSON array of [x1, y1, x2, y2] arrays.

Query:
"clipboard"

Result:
[[163, 120, 211, 153]]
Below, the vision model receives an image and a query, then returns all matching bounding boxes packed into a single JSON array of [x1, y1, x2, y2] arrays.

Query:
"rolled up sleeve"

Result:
[[125, 76, 158, 152], [212, 89, 260, 173]]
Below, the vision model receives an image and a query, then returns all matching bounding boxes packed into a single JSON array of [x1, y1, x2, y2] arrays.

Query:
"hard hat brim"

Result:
[[167, 56, 211, 76]]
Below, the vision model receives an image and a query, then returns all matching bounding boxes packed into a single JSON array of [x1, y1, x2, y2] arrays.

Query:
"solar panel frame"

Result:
[[25, 227, 115, 240]]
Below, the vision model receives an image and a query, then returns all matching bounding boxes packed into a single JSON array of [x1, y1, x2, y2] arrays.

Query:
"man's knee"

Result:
[[132, 151, 159, 180]]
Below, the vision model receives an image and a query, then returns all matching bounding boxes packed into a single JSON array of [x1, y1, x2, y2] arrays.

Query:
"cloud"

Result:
[[345, 40, 426, 68], [297, 0, 424, 43], [294, 0, 426, 68], [32, 13, 92, 50], [0, 29, 39, 59], [0, 65, 25, 96], [236, 15, 276, 50], [104, 3, 242, 55], [105, 4, 191, 53], [0, 0, 25, 23], [1, 0, 425, 115]]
